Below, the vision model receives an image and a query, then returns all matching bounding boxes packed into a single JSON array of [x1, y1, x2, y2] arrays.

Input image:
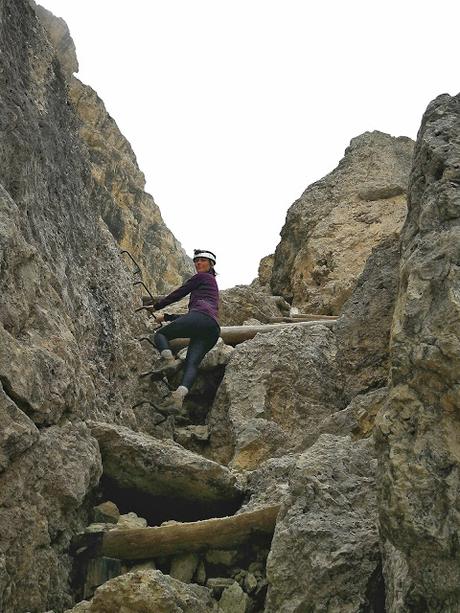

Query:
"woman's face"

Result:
[[194, 257, 212, 273]]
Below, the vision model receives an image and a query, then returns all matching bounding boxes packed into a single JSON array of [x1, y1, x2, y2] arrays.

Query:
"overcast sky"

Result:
[[42, 0, 459, 289]]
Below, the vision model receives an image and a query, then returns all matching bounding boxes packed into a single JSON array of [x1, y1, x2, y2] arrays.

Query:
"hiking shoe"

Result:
[[149, 358, 183, 381], [155, 385, 189, 416]]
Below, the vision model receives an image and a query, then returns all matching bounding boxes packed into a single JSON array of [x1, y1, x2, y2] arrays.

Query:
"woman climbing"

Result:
[[151, 249, 220, 412]]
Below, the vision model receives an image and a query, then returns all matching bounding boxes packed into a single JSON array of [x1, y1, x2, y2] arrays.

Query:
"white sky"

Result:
[[42, 0, 460, 289]]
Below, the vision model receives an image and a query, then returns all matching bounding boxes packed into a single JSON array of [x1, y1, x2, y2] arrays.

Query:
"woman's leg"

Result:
[[180, 325, 220, 390], [153, 312, 201, 354]]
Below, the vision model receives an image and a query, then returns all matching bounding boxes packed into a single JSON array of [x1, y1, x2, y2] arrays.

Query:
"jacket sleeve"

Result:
[[154, 275, 200, 310]]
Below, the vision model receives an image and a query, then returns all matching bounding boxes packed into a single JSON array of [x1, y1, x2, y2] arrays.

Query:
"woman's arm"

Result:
[[154, 274, 201, 310]]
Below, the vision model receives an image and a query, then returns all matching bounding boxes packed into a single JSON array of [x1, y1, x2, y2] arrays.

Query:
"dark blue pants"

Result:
[[154, 311, 220, 390]]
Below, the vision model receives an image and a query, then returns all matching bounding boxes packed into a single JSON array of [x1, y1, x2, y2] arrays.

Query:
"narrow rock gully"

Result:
[[70, 295, 337, 612]]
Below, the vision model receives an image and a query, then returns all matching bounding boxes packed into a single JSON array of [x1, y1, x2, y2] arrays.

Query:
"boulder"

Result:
[[116, 512, 147, 530], [219, 284, 290, 326], [91, 422, 241, 506], [207, 324, 344, 468], [67, 569, 220, 613], [265, 435, 381, 612], [376, 93, 460, 609], [271, 131, 414, 314]]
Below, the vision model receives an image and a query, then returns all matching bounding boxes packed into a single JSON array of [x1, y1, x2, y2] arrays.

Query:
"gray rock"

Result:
[[381, 540, 413, 613], [335, 234, 401, 399], [33, 3, 79, 79], [256, 254, 275, 288], [205, 549, 239, 567], [73, 569, 220, 612], [271, 131, 414, 314], [207, 577, 236, 595], [194, 560, 207, 585], [35, 4, 194, 296], [91, 422, 241, 505], [219, 284, 290, 326], [64, 602, 91, 613], [244, 572, 258, 593], [84, 523, 116, 534], [299, 387, 388, 450], [239, 455, 296, 513], [169, 552, 200, 583], [0, 423, 102, 613], [116, 512, 147, 529], [93, 501, 120, 524], [219, 581, 249, 613], [376, 93, 460, 609], [265, 435, 381, 613], [0, 381, 39, 472], [68, 77, 194, 296], [83, 557, 123, 600], [207, 324, 344, 468], [197, 338, 235, 369]]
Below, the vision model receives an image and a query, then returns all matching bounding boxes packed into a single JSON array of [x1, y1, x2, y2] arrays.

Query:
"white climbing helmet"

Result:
[[193, 249, 216, 265]]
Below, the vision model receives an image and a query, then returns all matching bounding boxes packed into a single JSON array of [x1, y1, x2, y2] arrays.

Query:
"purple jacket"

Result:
[[154, 272, 219, 323]]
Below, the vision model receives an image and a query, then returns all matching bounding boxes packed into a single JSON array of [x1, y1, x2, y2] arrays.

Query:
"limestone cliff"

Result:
[[271, 131, 414, 314], [0, 1, 189, 610], [35, 3, 194, 294], [376, 93, 460, 611]]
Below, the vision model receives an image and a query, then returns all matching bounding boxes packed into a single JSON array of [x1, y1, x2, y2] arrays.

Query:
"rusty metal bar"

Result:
[[120, 250, 142, 276]]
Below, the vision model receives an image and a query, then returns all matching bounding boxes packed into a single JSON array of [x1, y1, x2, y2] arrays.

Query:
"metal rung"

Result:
[[120, 250, 142, 276]]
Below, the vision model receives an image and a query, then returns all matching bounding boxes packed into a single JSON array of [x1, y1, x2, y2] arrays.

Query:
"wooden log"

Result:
[[102, 506, 280, 560], [169, 319, 336, 350], [268, 315, 338, 323]]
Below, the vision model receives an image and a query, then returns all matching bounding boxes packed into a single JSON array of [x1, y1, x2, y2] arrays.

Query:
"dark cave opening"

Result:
[[99, 475, 244, 526]]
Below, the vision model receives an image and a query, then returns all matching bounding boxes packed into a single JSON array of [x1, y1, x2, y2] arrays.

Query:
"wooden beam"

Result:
[[170, 319, 336, 350], [102, 506, 280, 560], [268, 315, 338, 323]]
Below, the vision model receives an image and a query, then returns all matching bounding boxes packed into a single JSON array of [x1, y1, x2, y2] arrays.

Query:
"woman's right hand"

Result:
[[154, 312, 165, 323]]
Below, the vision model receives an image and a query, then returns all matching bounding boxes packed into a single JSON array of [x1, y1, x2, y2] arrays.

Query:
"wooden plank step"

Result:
[[101, 505, 280, 560]]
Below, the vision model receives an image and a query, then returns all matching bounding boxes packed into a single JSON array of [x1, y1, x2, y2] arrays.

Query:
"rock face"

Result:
[[335, 233, 401, 400], [0, 1, 192, 610], [34, 2, 194, 294], [68, 78, 194, 295], [271, 131, 414, 314], [0, 423, 102, 613], [376, 93, 460, 610], [33, 3, 78, 79], [265, 435, 381, 613]]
